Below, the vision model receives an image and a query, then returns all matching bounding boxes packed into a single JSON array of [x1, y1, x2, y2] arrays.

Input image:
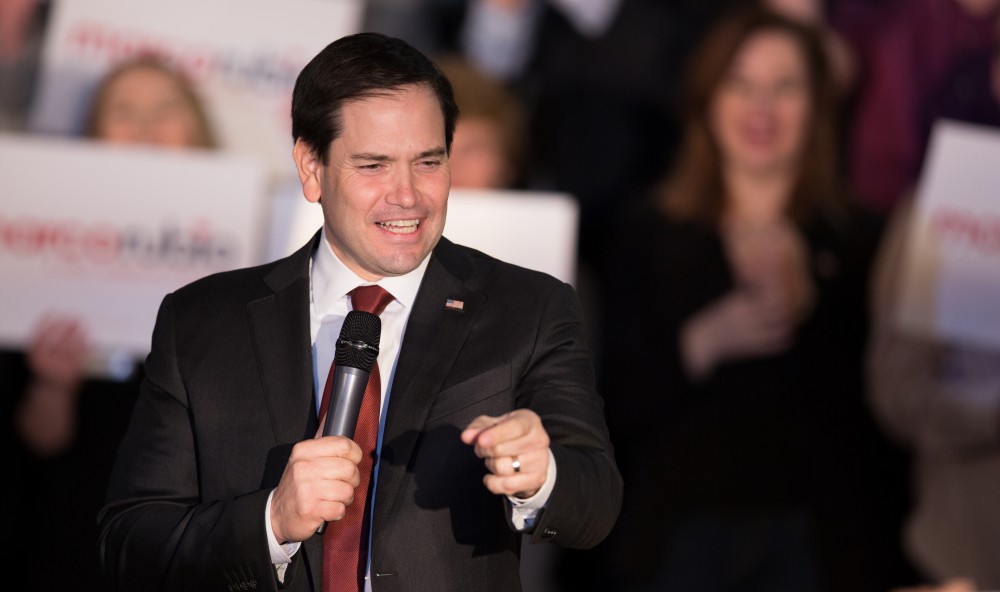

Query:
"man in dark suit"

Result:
[[99, 33, 622, 592]]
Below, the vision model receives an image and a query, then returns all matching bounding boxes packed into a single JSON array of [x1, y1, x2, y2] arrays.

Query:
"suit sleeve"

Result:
[[517, 281, 623, 548], [98, 294, 284, 592]]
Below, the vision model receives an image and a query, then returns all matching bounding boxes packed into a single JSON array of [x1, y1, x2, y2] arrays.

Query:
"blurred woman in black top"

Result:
[[601, 8, 908, 591]]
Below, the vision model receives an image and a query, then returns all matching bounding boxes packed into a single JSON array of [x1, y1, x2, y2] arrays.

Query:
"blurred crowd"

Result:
[[3, 0, 999, 590]]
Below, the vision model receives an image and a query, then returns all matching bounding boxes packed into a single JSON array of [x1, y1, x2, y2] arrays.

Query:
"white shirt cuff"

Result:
[[265, 489, 302, 582], [507, 448, 557, 531]]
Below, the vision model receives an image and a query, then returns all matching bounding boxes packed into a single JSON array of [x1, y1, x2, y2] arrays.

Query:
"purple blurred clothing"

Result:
[[927, 50, 1000, 131], [845, 0, 997, 211]]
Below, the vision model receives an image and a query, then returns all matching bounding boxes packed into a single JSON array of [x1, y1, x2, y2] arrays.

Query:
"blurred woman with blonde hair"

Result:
[[84, 55, 217, 149], [9, 54, 218, 592]]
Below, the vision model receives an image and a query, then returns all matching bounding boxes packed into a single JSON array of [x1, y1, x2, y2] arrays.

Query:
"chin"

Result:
[[376, 252, 430, 276], [737, 150, 794, 173]]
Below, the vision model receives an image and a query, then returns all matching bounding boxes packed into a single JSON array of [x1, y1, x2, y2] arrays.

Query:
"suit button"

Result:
[[542, 527, 557, 539]]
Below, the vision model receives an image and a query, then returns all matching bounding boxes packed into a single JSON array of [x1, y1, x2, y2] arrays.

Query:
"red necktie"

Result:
[[319, 285, 395, 592]]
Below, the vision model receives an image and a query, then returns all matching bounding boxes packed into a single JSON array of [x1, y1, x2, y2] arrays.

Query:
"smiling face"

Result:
[[710, 30, 811, 179], [294, 84, 451, 281]]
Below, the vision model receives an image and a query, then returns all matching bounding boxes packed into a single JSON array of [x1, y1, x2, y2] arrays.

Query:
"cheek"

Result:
[[418, 183, 451, 217], [158, 113, 201, 147], [418, 174, 452, 216], [779, 97, 810, 146], [450, 147, 503, 188], [327, 179, 382, 227], [710, 95, 742, 146], [450, 128, 505, 187], [98, 118, 138, 143]]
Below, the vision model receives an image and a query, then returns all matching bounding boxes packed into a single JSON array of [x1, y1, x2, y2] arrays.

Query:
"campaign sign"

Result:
[[268, 186, 581, 285], [896, 120, 1000, 348], [0, 134, 268, 364], [29, 0, 363, 180]]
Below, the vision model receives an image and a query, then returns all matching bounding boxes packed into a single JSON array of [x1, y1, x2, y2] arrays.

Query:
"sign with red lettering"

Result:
[[896, 121, 1000, 348], [29, 0, 362, 180], [0, 134, 268, 364]]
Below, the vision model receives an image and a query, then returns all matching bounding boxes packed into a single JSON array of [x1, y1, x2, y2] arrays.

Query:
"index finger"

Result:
[[460, 414, 502, 445], [463, 413, 526, 450], [298, 435, 363, 465]]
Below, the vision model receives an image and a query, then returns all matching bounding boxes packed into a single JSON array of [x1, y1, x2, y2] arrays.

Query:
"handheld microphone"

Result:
[[322, 310, 382, 438], [317, 310, 381, 534]]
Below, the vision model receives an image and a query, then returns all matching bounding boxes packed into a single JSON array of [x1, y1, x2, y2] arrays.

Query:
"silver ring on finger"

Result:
[[511, 456, 521, 473]]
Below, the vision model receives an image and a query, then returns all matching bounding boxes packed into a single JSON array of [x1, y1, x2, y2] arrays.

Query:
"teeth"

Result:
[[377, 220, 420, 234]]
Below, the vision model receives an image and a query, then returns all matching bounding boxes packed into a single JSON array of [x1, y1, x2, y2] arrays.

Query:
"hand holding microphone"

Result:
[[316, 311, 381, 533], [270, 311, 382, 543]]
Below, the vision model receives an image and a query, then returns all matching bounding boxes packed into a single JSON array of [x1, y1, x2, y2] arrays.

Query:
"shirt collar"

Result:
[[311, 226, 430, 316]]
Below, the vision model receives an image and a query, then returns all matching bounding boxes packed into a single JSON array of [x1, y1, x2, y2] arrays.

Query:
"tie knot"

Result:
[[350, 285, 395, 316]]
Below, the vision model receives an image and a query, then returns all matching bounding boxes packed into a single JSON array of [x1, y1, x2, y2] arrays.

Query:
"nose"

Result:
[[747, 85, 778, 109], [387, 168, 418, 208], [129, 110, 160, 144]]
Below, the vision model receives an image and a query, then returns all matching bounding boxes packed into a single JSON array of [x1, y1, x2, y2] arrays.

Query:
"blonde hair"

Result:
[[84, 56, 218, 149]]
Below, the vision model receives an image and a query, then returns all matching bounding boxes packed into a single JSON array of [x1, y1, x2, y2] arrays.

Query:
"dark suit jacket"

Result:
[[99, 234, 622, 592]]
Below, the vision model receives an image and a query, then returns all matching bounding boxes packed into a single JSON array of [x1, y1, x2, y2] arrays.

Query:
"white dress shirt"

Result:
[[264, 229, 556, 586]]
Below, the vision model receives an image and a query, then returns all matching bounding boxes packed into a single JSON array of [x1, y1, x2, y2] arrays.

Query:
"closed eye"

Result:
[[415, 147, 447, 170]]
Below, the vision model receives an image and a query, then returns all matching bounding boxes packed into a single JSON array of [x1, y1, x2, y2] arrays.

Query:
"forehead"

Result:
[[105, 67, 185, 103], [731, 31, 806, 74], [113, 66, 178, 89]]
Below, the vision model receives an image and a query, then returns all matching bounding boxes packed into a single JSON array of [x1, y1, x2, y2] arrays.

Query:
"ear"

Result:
[[292, 139, 323, 204]]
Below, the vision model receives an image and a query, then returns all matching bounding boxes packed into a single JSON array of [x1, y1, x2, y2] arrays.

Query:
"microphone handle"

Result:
[[322, 365, 370, 438], [317, 365, 371, 534]]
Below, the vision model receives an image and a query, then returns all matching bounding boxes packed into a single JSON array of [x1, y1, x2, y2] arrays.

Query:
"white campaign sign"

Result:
[[896, 120, 1000, 348], [29, 0, 363, 180], [268, 186, 580, 286], [0, 134, 268, 362]]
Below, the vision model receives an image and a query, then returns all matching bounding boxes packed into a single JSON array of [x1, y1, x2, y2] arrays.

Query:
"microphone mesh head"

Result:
[[334, 311, 381, 371]]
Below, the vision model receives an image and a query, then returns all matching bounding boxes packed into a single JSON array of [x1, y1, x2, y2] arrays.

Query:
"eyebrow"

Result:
[[416, 147, 447, 159], [349, 147, 447, 162]]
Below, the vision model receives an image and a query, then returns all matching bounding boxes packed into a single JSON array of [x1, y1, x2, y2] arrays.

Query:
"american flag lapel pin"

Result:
[[445, 298, 465, 311]]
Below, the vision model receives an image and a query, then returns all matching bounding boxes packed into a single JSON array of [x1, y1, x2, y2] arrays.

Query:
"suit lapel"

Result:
[[373, 240, 485, 533], [246, 234, 323, 587], [247, 236, 318, 446]]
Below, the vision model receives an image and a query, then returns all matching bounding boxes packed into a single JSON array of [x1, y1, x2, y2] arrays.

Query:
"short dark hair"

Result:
[[291, 32, 459, 163]]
